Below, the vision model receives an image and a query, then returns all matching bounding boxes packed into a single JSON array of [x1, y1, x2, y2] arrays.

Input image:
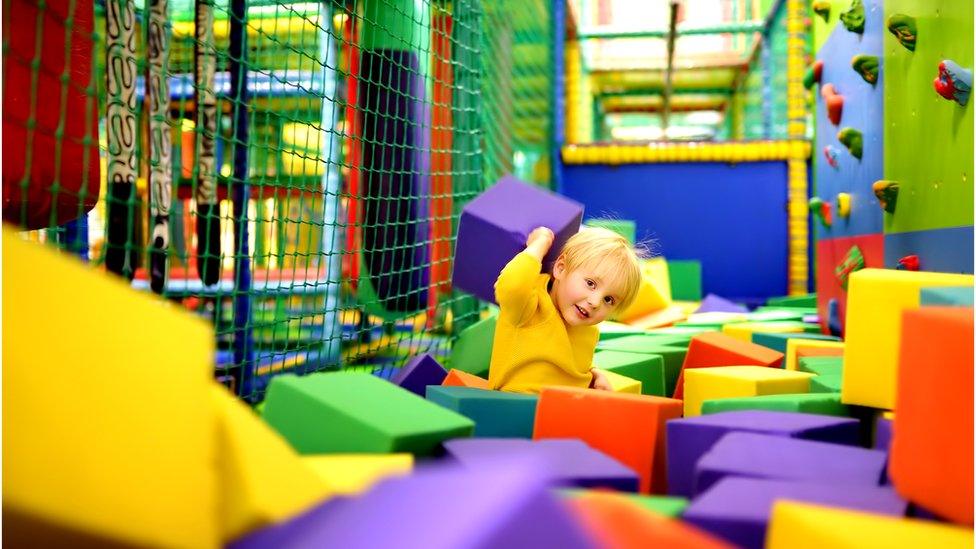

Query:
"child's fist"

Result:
[[526, 226, 555, 248], [591, 369, 613, 391]]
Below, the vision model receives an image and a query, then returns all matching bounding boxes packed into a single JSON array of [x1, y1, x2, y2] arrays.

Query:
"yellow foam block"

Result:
[[2, 230, 218, 548], [684, 366, 814, 416], [784, 339, 846, 371], [625, 305, 687, 329], [301, 454, 414, 495], [213, 385, 329, 542], [642, 257, 672, 302], [599, 369, 643, 394], [684, 312, 749, 325], [842, 269, 973, 409], [722, 321, 806, 342], [672, 301, 701, 315], [617, 258, 672, 322], [767, 501, 974, 549]]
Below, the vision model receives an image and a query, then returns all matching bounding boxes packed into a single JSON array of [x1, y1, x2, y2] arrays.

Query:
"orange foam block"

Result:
[[533, 387, 682, 494], [443, 369, 490, 389], [568, 491, 735, 549], [890, 307, 974, 525], [672, 332, 784, 399]]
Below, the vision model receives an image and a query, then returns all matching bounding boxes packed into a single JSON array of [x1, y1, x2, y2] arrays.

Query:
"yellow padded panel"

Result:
[[767, 501, 974, 549], [600, 369, 643, 395], [617, 258, 672, 322], [683, 366, 813, 417], [2, 229, 218, 548], [842, 269, 973, 409], [213, 385, 329, 542], [784, 340, 846, 371], [301, 454, 414, 495], [723, 321, 806, 342]]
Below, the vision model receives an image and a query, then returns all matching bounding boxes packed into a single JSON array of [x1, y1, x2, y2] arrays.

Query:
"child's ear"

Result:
[[552, 257, 567, 280]]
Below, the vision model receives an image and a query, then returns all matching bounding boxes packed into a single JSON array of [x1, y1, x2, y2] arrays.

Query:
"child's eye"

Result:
[[604, 296, 615, 306], [586, 279, 596, 288]]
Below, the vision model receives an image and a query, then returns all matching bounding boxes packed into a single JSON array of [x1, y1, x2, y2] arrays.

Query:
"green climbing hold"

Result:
[[804, 60, 824, 90], [812, 1, 831, 22], [852, 54, 879, 85], [837, 127, 863, 159], [887, 13, 917, 52], [839, 0, 865, 34], [834, 245, 865, 290], [872, 180, 899, 214]]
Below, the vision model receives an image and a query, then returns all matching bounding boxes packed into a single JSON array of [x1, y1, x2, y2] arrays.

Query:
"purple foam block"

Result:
[[444, 438, 640, 492], [695, 294, 749, 314], [453, 175, 584, 304], [693, 432, 887, 496], [802, 313, 820, 324], [229, 497, 351, 549], [233, 458, 597, 549], [874, 415, 892, 451], [666, 410, 860, 498], [684, 477, 907, 549], [390, 353, 448, 396]]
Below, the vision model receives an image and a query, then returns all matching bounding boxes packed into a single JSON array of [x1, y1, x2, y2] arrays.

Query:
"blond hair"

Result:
[[557, 227, 643, 312]]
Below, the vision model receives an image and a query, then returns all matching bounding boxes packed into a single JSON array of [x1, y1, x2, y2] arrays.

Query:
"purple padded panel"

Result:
[[693, 432, 887, 496], [453, 175, 583, 304], [666, 410, 860, 498], [390, 353, 448, 396], [444, 438, 639, 492], [695, 294, 749, 314], [683, 477, 907, 549]]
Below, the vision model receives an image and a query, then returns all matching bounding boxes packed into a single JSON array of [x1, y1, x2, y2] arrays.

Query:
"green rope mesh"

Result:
[[6, 0, 555, 401]]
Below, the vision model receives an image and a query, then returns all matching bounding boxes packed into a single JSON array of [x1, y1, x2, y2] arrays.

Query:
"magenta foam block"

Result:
[[693, 432, 887, 496], [666, 410, 860, 497], [230, 458, 597, 548], [695, 294, 749, 314], [683, 477, 907, 549], [452, 175, 584, 304], [444, 438, 639, 492], [390, 353, 448, 396]]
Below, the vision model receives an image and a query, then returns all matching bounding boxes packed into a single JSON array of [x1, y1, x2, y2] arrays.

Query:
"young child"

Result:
[[488, 226, 643, 394]]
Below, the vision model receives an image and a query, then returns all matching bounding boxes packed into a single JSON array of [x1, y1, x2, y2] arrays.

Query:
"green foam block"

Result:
[[920, 286, 974, 307], [596, 334, 691, 352], [593, 351, 667, 396], [765, 294, 817, 308], [425, 386, 537, 438], [746, 310, 809, 322], [810, 372, 843, 393], [598, 322, 648, 341], [700, 393, 850, 417], [667, 260, 702, 301], [263, 372, 474, 455], [558, 489, 689, 518], [585, 219, 636, 245], [798, 356, 844, 376], [751, 332, 842, 353], [646, 326, 717, 337], [450, 314, 496, 377]]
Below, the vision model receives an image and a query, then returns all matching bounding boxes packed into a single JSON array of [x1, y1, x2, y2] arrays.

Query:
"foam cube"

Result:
[[390, 353, 448, 396], [425, 385, 537, 438], [920, 286, 974, 306], [747, 309, 811, 322], [442, 368, 490, 388], [842, 269, 973, 409], [444, 438, 639, 492], [700, 392, 849, 417], [685, 478, 907, 549], [597, 333, 692, 352], [617, 258, 673, 322], [767, 501, 974, 549], [696, 294, 748, 313], [667, 260, 702, 301], [452, 175, 583, 304], [593, 350, 666, 396], [684, 366, 814, 416], [449, 313, 496, 377], [874, 414, 892, 451], [665, 411, 860, 498], [693, 432, 887, 495], [300, 454, 413, 496], [797, 355, 843, 375], [750, 332, 841, 353], [624, 305, 687, 329], [811, 372, 843, 393], [585, 218, 636, 244], [889, 306, 974, 525], [598, 321, 647, 340], [568, 492, 734, 549], [766, 293, 818, 308], [722, 321, 808, 342], [679, 311, 749, 327], [600, 369, 643, 394], [2, 230, 218, 548], [785, 339, 845, 370], [673, 332, 784, 399], [534, 387, 682, 494], [558, 489, 689, 518], [262, 372, 474, 455]]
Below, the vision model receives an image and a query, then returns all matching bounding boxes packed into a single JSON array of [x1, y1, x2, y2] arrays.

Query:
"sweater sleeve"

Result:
[[494, 251, 543, 326]]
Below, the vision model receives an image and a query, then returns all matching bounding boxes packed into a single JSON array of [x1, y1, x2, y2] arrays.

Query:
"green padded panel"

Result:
[[810, 372, 844, 393], [920, 286, 974, 307], [798, 356, 844, 376], [557, 489, 689, 518], [425, 386, 537, 439], [263, 372, 474, 455], [585, 219, 636, 245], [700, 393, 850, 417], [450, 314, 497, 377], [667, 260, 702, 301], [765, 294, 818, 308], [751, 332, 842, 353], [593, 350, 667, 397]]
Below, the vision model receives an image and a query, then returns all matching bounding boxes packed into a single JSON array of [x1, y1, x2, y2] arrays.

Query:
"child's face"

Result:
[[550, 259, 622, 327]]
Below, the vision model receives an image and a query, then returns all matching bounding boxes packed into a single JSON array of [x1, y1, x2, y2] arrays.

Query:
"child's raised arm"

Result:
[[493, 227, 555, 325]]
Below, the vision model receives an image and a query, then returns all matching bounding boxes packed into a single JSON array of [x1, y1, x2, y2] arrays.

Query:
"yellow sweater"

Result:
[[488, 251, 599, 394]]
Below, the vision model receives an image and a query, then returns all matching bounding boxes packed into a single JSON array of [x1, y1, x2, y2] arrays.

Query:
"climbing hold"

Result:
[[851, 55, 879, 85], [836, 193, 851, 219], [933, 60, 972, 106], [896, 255, 920, 271], [821, 84, 844, 125], [872, 180, 899, 214], [826, 298, 842, 337], [887, 14, 917, 52], [804, 60, 824, 90], [834, 245, 865, 290], [809, 197, 833, 228], [837, 127, 862, 160], [839, 0, 865, 34], [823, 145, 840, 168], [812, 1, 831, 22]]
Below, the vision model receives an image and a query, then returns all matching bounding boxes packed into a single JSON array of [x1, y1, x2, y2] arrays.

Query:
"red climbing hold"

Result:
[[897, 255, 920, 271], [821, 84, 844, 125]]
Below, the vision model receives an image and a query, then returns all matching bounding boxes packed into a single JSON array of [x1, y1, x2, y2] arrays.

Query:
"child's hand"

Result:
[[526, 226, 555, 249], [591, 368, 613, 391]]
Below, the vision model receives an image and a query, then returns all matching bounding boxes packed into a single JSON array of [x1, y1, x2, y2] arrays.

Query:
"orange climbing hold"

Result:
[[821, 84, 844, 125]]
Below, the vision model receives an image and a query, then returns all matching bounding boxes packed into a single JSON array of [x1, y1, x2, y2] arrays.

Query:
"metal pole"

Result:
[[577, 21, 762, 40], [660, 1, 679, 138]]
